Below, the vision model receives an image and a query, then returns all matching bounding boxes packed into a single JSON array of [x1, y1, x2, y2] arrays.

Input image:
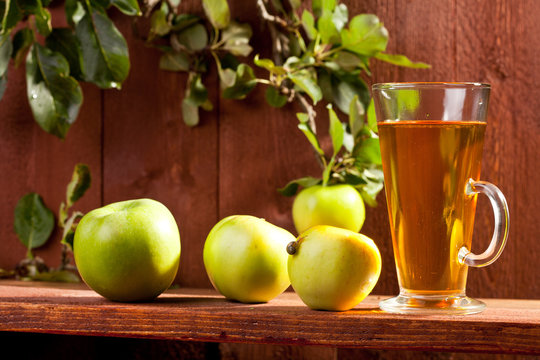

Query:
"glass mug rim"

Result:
[[372, 82, 490, 90]]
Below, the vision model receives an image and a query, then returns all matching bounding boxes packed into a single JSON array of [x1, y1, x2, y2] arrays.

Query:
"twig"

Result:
[[256, 0, 290, 29]]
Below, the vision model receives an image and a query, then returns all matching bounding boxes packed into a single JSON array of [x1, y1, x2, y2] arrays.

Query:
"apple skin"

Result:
[[292, 184, 366, 234], [203, 215, 294, 303], [287, 225, 381, 311], [74, 199, 181, 302]]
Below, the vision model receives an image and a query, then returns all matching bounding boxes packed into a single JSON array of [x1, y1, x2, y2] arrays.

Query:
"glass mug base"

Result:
[[379, 293, 486, 315]]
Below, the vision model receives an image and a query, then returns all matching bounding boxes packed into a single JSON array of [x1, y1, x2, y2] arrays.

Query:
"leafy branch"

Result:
[[0, 0, 141, 139], [6, 163, 91, 282], [146, 0, 429, 205]]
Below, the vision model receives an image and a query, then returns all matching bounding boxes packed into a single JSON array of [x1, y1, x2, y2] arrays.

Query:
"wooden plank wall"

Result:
[[0, 0, 538, 358]]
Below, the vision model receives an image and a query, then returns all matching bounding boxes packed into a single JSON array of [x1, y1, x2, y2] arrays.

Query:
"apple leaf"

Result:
[[176, 23, 208, 52], [222, 63, 256, 99], [66, 163, 91, 208], [265, 86, 288, 108], [278, 177, 321, 196], [108, 0, 141, 16], [202, 0, 230, 29], [1, 0, 22, 35], [288, 69, 322, 104], [348, 95, 365, 139], [45, 28, 84, 80], [327, 104, 344, 156], [74, 3, 129, 89], [11, 28, 33, 67], [375, 52, 430, 69], [26, 43, 83, 139], [340, 14, 388, 56], [0, 32, 11, 100], [221, 22, 252, 57], [14, 193, 55, 251]]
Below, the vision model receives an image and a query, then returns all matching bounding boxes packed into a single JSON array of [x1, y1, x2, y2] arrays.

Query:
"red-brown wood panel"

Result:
[[0, 6, 103, 270], [453, 0, 540, 300], [101, 12, 219, 288]]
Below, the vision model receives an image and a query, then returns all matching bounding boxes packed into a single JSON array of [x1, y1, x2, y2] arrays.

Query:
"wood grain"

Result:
[[101, 11, 218, 288], [0, 4, 537, 357], [0, 281, 539, 354], [0, 6, 103, 271]]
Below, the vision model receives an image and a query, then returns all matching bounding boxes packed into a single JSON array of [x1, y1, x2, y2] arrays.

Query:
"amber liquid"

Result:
[[378, 121, 486, 296]]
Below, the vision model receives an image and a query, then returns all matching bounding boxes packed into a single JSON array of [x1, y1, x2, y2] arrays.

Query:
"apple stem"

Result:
[[286, 241, 298, 255]]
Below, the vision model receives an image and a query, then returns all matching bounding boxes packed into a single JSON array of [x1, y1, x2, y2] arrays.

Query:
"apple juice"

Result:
[[378, 120, 486, 296]]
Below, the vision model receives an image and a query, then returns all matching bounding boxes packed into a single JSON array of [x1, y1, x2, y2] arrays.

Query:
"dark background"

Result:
[[0, 0, 538, 358]]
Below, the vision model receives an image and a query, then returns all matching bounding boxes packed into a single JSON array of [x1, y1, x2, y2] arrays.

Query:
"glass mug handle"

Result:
[[458, 179, 510, 267]]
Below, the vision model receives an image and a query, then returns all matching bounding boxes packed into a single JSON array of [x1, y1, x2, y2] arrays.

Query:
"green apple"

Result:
[[292, 184, 365, 234], [287, 225, 382, 311], [203, 215, 294, 303], [74, 198, 181, 302]]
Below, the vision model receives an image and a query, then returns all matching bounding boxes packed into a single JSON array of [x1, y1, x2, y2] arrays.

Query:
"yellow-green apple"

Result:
[[287, 225, 381, 311], [203, 215, 294, 303], [74, 199, 181, 302], [292, 184, 365, 234]]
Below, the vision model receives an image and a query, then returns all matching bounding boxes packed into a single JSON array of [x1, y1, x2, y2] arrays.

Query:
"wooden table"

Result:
[[0, 280, 538, 355]]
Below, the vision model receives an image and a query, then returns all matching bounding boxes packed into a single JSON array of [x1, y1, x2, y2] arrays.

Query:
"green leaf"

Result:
[[356, 167, 384, 207], [177, 23, 208, 51], [375, 52, 430, 69], [312, 0, 336, 17], [188, 73, 208, 106], [222, 63, 256, 99], [332, 4, 348, 32], [288, 69, 322, 104], [297, 122, 324, 157], [14, 193, 54, 250], [26, 44, 83, 139], [75, 5, 130, 89], [45, 28, 84, 80], [265, 86, 287, 108], [330, 71, 369, 114], [348, 94, 365, 138], [66, 164, 91, 208], [202, 0, 230, 29], [0, 32, 12, 76], [1, 0, 22, 35], [301, 10, 317, 40], [296, 112, 309, 123], [182, 96, 199, 126], [11, 28, 33, 67], [317, 11, 339, 44], [221, 22, 252, 57], [159, 51, 190, 72], [366, 98, 377, 133], [16, 0, 51, 36], [322, 156, 335, 186], [35, 8, 52, 37], [341, 14, 388, 56], [355, 137, 381, 165], [149, 4, 171, 37], [218, 67, 236, 88], [253, 54, 286, 75], [171, 14, 201, 32], [278, 177, 321, 196], [327, 104, 343, 155], [60, 211, 83, 249], [0, 73, 6, 100], [109, 0, 141, 16], [334, 51, 363, 72], [65, 0, 85, 26]]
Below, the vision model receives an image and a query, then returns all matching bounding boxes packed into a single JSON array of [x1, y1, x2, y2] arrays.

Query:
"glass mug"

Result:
[[372, 82, 509, 315]]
